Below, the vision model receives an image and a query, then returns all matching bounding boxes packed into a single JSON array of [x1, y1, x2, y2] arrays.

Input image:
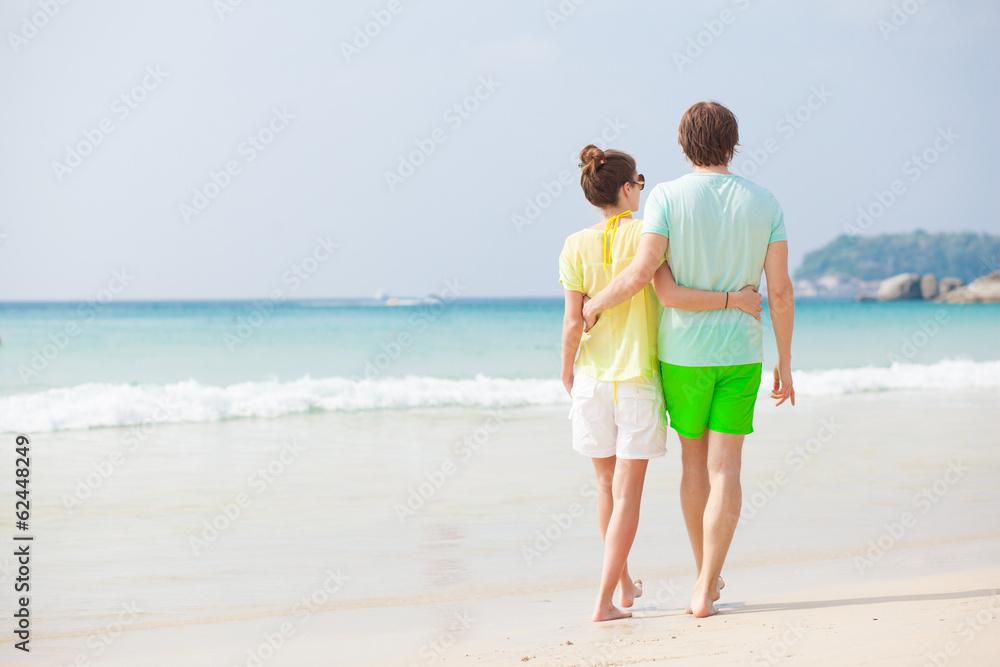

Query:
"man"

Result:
[[582, 101, 795, 618]]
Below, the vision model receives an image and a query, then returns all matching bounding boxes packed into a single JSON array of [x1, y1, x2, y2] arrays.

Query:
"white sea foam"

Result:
[[0, 375, 567, 433], [2, 359, 998, 433], [793, 358, 1000, 396]]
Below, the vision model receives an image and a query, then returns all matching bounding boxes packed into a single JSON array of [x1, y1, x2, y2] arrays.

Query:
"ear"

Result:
[[618, 183, 632, 207]]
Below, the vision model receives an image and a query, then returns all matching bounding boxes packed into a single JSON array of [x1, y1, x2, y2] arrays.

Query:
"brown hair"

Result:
[[677, 101, 740, 167], [579, 144, 636, 208]]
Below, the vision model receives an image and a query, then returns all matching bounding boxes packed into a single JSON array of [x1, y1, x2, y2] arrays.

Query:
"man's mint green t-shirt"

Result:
[[642, 173, 787, 367]]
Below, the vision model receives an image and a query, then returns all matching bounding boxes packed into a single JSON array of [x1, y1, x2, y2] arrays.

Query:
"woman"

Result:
[[559, 144, 760, 621]]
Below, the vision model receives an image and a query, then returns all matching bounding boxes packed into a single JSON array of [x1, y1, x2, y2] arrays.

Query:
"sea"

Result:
[[2, 298, 999, 430], [0, 298, 998, 657]]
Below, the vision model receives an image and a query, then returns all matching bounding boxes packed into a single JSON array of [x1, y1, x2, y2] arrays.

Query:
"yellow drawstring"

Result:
[[606, 209, 630, 404], [601, 209, 630, 404], [602, 210, 631, 270]]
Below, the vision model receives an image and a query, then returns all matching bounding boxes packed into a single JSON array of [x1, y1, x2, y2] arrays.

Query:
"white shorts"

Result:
[[569, 371, 668, 460]]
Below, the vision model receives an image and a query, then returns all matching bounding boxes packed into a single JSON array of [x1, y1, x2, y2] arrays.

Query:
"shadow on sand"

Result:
[[632, 588, 998, 619], [727, 588, 999, 614]]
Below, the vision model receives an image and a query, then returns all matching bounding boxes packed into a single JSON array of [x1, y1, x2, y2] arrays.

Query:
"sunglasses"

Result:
[[627, 175, 645, 191]]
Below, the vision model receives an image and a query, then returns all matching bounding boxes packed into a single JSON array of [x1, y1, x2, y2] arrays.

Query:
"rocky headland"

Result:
[[793, 231, 1000, 302], [873, 270, 1000, 302]]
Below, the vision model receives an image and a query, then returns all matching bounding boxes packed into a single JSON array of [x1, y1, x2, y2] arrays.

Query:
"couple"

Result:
[[558, 101, 795, 622]]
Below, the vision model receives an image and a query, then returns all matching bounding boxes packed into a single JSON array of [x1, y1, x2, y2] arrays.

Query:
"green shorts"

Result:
[[659, 362, 762, 439]]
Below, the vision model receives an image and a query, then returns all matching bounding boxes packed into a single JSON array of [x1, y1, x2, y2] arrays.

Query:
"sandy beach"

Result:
[[7, 389, 998, 666], [17, 539, 999, 666]]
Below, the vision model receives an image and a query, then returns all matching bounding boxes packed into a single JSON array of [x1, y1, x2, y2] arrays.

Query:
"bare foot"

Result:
[[688, 592, 718, 618], [619, 579, 642, 608], [593, 602, 632, 622], [689, 578, 721, 618], [686, 576, 724, 614]]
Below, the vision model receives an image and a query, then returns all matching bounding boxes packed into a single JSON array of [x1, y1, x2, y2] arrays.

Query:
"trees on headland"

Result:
[[796, 231, 1000, 284]]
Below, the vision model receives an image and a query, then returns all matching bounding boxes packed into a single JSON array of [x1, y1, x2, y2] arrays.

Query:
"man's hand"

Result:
[[771, 361, 795, 406], [562, 369, 574, 396], [731, 285, 763, 320], [582, 297, 598, 332], [581, 232, 667, 332]]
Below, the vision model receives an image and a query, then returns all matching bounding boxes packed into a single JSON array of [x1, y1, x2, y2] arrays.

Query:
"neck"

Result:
[[692, 164, 732, 175], [600, 206, 632, 222]]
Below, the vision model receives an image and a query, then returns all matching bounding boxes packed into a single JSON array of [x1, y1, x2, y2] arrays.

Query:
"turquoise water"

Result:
[[1, 298, 998, 434], [1, 298, 997, 391]]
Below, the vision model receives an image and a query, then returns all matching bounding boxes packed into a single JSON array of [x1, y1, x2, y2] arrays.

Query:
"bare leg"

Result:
[[593, 458, 648, 622], [591, 457, 639, 603], [679, 434, 710, 575], [679, 434, 725, 612], [689, 431, 744, 618], [591, 456, 616, 543]]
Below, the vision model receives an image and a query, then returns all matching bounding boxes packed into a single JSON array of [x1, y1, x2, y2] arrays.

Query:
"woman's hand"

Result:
[[730, 285, 763, 320], [562, 370, 574, 397]]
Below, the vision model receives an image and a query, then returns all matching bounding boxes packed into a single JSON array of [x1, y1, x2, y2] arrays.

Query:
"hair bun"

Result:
[[579, 144, 606, 177]]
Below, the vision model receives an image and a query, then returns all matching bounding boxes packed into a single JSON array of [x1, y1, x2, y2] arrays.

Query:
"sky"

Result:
[[1, 0, 997, 301]]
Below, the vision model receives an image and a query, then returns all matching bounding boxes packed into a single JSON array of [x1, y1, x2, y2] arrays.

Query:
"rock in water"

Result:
[[970, 270, 1000, 301], [877, 273, 922, 301], [938, 270, 1000, 303], [920, 274, 939, 300], [937, 277, 964, 295]]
